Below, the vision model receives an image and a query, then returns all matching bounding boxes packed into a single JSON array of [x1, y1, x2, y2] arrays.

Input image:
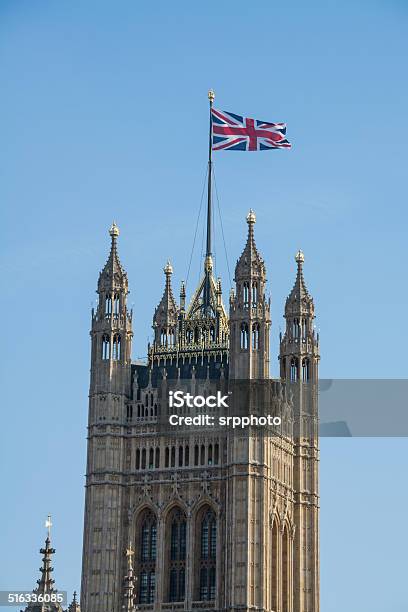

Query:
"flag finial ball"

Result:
[[246, 209, 256, 224], [109, 221, 120, 238], [295, 249, 305, 264], [208, 89, 215, 102], [164, 260, 173, 275]]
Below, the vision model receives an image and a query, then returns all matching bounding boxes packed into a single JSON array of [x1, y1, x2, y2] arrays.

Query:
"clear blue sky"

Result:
[[1, 1, 407, 610]]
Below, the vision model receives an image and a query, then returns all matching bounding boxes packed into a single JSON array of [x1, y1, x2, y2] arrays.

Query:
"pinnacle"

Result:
[[285, 250, 313, 315], [98, 224, 128, 292], [235, 210, 265, 280]]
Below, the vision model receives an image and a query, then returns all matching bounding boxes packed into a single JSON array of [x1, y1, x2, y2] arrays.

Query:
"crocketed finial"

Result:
[[246, 209, 256, 225], [163, 260, 173, 275], [109, 221, 120, 239], [295, 249, 304, 265]]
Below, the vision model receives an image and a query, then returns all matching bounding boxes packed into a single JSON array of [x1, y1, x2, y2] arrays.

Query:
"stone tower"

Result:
[[80, 217, 320, 612], [229, 209, 271, 379], [80, 222, 133, 612], [279, 250, 320, 612]]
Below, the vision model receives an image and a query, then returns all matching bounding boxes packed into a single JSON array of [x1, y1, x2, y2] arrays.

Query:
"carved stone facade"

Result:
[[80, 215, 320, 612]]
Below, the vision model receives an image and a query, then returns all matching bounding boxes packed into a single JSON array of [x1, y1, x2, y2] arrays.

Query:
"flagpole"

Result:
[[206, 89, 215, 259]]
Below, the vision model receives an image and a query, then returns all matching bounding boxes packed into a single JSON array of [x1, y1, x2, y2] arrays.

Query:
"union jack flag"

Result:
[[211, 108, 291, 151]]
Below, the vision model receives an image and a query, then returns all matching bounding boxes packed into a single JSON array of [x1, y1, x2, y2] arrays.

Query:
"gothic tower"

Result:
[[81, 223, 133, 612], [279, 250, 319, 386], [229, 210, 271, 379], [279, 250, 320, 612], [80, 221, 320, 612]]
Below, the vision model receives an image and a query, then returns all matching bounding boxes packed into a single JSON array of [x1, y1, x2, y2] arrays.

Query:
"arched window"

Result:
[[290, 357, 298, 382], [243, 282, 249, 306], [197, 507, 217, 601], [214, 443, 219, 465], [178, 446, 183, 467], [141, 448, 146, 470], [165, 447, 169, 468], [194, 445, 199, 466], [208, 444, 213, 465], [113, 293, 120, 316], [282, 525, 291, 612], [136, 449, 140, 470], [271, 519, 279, 612], [240, 323, 249, 350], [281, 357, 287, 379], [112, 334, 121, 360], [105, 293, 112, 316], [171, 446, 176, 468], [292, 318, 300, 339], [302, 358, 310, 382], [210, 326, 215, 342], [252, 282, 258, 305], [200, 444, 205, 465], [160, 329, 167, 345], [194, 327, 200, 343], [155, 448, 160, 469], [185, 445, 189, 466], [149, 448, 154, 469], [137, 510, 157, 604], [167, 508, 187, 602], [102, 334, 110, 360], [186, 328, 193, 344], [252, 323, 260, 350]]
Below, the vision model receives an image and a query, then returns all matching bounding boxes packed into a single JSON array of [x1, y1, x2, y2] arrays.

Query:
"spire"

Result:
[[180, 280, 186, 311], [229, 211, 270, 380], [67, 592, 80, 612], [98, 222, 128, 293], [280, 250, 319, 383], [153, 261, 178, 346], [234, 209, 266, 280], [37, 536, 56, 594], [123, 544, 136, 612], [285, 250, 314, 318], [154, 261, 178, 324], [23, 518, 64, 612]]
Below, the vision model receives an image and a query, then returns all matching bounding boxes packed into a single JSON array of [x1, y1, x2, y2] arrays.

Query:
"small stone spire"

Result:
[[158, 261, 177, 313], [123, 544, 136, 612], [98, 222, 128, 294], [153, 261, 178, 346], [37, 536, 56, 594], [180, 280, 186, 311], [285, 249, 313, 317], [234, 209, 265, 279], [67, 591, 80, 612], [23, 518, 64, 612], [280, 249, 319, 382], [229, 211, 271, 380]]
